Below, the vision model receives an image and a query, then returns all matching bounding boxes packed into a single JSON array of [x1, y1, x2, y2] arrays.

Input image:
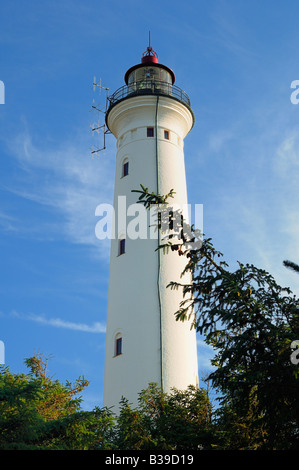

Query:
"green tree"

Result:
[[134, 185, 299, 449], [0, 354, 216, 450], [214, 387, 268, 449], [114, 396, 155, 450], [24, 353, 88, 420], [139, 384, 215, 450], [42, 406, 115, 450], [0, 352, 114, 449], [114, 383, 216, 450]]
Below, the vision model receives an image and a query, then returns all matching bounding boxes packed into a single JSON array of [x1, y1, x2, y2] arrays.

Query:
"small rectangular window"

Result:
[[123, 161, 129, 177], [147, 127, 154, 137], [119, 239, 126, 255], [164, 130, 169, 140], [116, 337, 122, 356]]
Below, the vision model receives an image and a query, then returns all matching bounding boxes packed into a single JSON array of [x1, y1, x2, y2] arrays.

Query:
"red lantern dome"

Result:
[[141, 45, 159, 64]]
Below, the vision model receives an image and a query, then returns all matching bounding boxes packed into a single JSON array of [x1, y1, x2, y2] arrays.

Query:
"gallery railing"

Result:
[[107, 79, 192, 111]]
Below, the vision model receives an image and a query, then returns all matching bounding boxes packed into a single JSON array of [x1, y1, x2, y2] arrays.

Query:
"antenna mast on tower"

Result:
[[90, 77, 110, 157]]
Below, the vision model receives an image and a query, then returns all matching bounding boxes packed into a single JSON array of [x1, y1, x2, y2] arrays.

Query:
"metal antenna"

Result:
[[90, 76, 111, 157], [149, 30, 151, 48], [92, 76, 109, 103]]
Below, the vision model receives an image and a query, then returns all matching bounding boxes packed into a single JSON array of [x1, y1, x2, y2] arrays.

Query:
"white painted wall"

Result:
[[103, 95, 198, 412]]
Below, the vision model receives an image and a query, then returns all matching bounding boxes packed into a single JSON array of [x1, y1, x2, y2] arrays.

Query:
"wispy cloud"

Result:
[[195, 94, 299, 296], [0, 210, 18, 232], [11, 310, 106, 333], [2, 126, 115, 257], [210, 0, 259, 61], [274, 131, 299, 180]]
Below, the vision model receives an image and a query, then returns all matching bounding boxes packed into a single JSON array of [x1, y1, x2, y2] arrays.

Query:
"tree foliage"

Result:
[[0, 353, 114, 449], [0, 355, 215, 450], [134, 185, 299, 449], [114, 383, 215, 450], [283, 259, 299, 274]]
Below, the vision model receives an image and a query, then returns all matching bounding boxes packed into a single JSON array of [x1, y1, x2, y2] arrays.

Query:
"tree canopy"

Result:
[[0, 354, 215, 450], [134, 185, 299, 449]]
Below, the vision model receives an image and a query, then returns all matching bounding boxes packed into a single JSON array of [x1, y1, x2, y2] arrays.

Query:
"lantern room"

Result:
[[124, 45, 176, 86]]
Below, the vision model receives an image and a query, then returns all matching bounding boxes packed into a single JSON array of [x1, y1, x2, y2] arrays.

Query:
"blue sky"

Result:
[[1, 0, 299, 410]]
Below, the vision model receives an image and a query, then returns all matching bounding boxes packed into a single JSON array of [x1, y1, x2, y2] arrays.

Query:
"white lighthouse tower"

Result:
[[103, 43, 198, 410]]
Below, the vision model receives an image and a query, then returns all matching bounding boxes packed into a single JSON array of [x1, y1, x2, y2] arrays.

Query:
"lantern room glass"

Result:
[[127, 66, 172, 85]]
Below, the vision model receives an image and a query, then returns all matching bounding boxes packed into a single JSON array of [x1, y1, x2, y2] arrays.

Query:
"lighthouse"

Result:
[[103, 43, 198, 410]]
